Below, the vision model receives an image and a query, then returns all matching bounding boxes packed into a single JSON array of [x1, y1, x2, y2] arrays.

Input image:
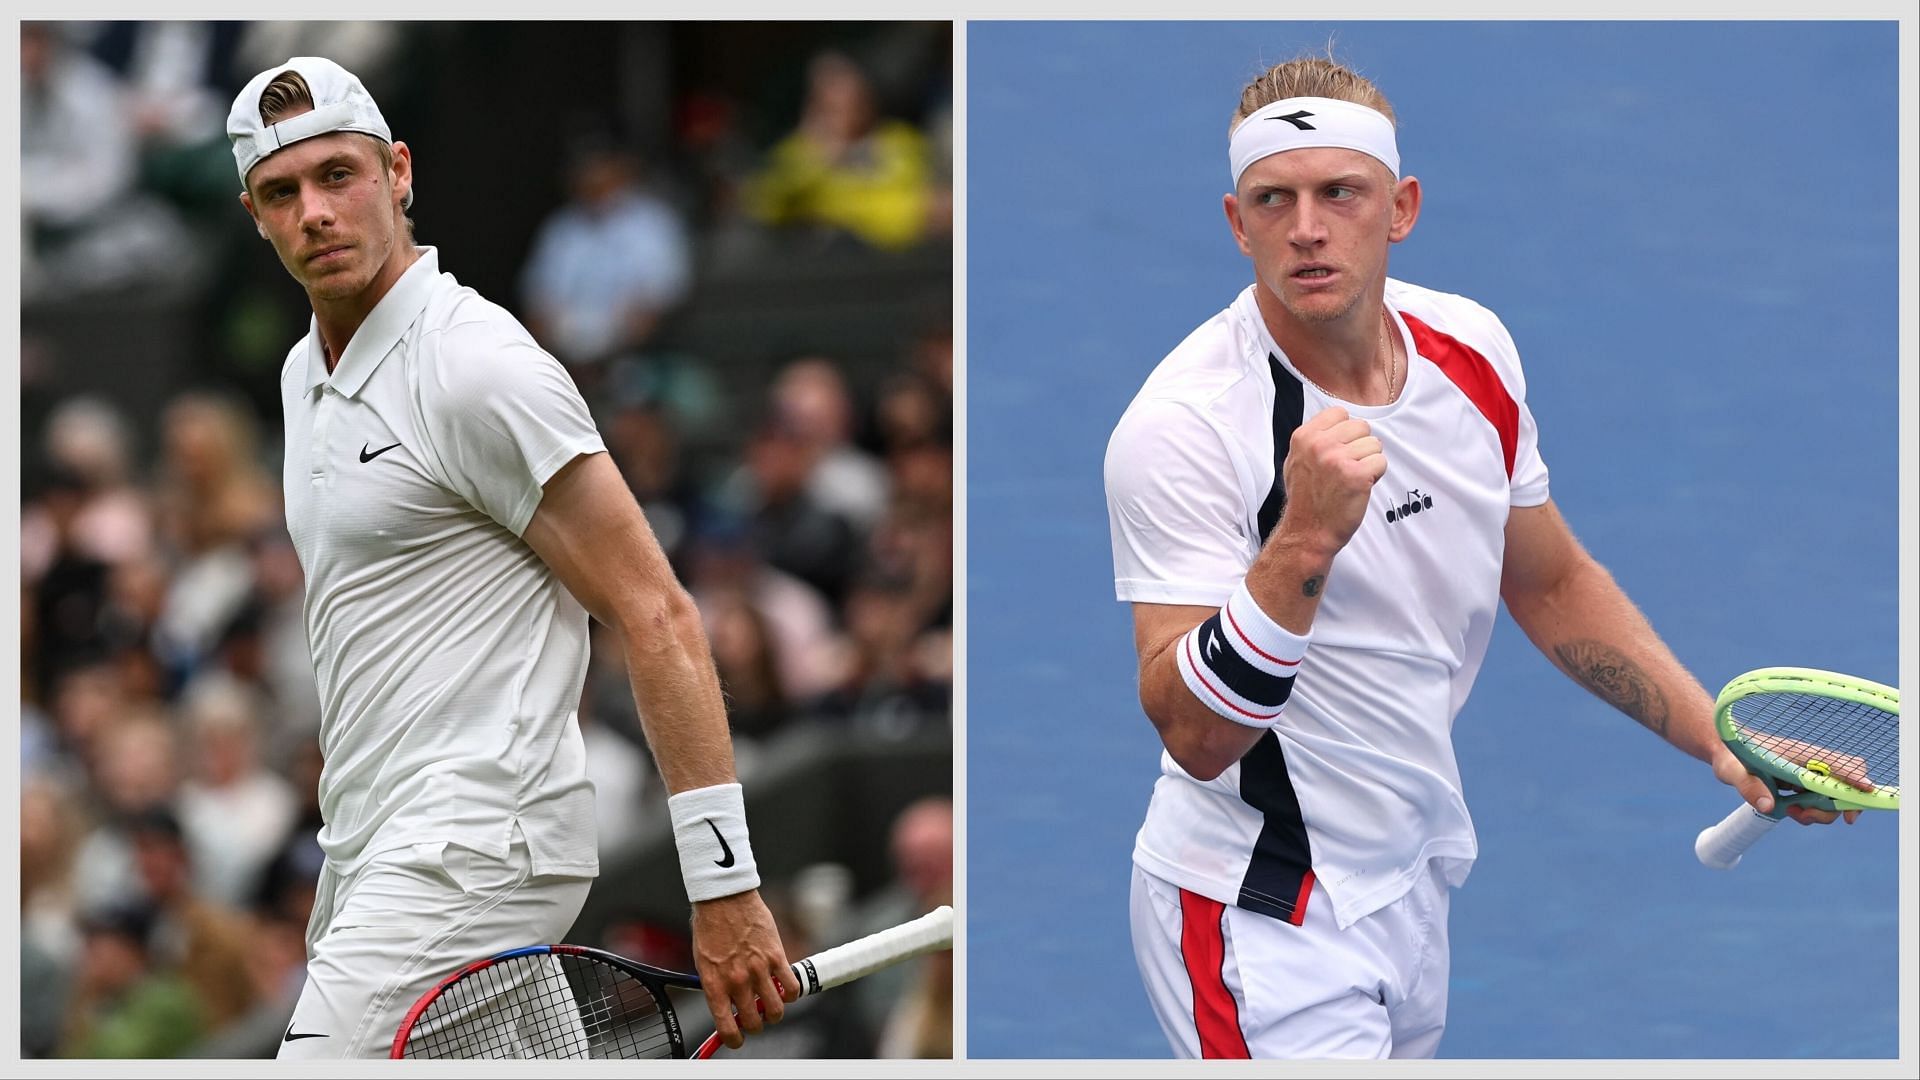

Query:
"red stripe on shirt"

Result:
[[1183, 633, 1283, 721], [1224, 602, 1301, 667], [1288, 869, 1316, 927], [1400, 310, 1519, 478], [1179, 889, 1251, 1059]]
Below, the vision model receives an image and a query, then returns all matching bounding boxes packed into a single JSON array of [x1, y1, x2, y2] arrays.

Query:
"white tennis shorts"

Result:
[[278, 825, 593, 1059], [1129, 859, 1451, 1059]]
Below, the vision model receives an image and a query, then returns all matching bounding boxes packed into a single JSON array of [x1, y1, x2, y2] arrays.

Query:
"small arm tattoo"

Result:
[[1302, 575, 1323, 597], [1553, 639, 1669, 738]]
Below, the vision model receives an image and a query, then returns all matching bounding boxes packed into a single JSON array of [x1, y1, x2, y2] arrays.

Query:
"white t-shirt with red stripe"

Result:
[[1105, 279, 1550, 931]]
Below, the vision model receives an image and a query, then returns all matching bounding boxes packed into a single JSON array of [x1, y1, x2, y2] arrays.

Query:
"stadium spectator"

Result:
[[126, 808, 258, 1030], [733, 419, 862, 606], [772, 357, 890, 531], [151, 392, 277, 682], [603, 398, 697, 562], [842, 797, 952, 1051], [174, 672, 298, 907], [521, 136, 694, 380], [746, 50, 935, 251], [20, 397, 154, 576], [21, 777, 86, 1057], [815, 568, 949, 729], [684, 515, 840, 705], [873, 370, 949, 458], [22, 22, 196, 299], [703, 587, 792, 741], [876, 942, 952, 1058], [23, 473, 123, 708], [87, 21, 245, 213], [58, 902, 206, 1059], [70, 711, 180, 915], [237, 524, 324, 762]]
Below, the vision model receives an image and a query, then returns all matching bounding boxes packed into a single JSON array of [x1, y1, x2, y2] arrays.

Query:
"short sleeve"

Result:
[[1104, 397, 1256, 607], [1490, 317, 1550, 507], [1510, 398, 1549, 507], [420, 324, 606, 535]]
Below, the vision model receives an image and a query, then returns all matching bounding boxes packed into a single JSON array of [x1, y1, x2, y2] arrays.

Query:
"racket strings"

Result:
[[1731, 692, 1898, 793], [399, 952, 679, 1059]]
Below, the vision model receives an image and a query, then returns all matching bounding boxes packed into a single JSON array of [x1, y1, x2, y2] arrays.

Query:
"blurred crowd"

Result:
[[20, 19, 952, 1060], [22, 20, 952, 306]]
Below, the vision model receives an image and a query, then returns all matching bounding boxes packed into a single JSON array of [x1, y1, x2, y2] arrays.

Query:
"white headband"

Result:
[[1229, 96, 1400, 187]]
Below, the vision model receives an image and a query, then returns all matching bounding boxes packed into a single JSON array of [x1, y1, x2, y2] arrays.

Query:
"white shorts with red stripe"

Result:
[[1129, 859, 1451, 1059]]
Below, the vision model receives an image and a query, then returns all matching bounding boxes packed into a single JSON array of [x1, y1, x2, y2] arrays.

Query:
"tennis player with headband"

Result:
[[226, 56, 793, 1057], [1104, 53, 1854, 1059]]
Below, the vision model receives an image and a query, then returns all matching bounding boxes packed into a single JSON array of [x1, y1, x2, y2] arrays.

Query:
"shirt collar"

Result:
[[301, 246, 441, 397]]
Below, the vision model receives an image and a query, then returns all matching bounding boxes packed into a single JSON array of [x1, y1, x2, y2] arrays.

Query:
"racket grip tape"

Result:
[[1694, 804, 1781, 870], [787, 905, 954, 999]]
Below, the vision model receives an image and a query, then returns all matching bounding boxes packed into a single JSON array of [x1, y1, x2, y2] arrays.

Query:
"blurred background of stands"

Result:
[[19, 20, 952, 1060]]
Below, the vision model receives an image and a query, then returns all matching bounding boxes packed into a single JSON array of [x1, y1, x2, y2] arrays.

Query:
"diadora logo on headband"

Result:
[[1230, 96, 1401, 185]]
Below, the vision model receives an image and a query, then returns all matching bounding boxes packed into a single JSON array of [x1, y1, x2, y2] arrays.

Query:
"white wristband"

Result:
[[667, 782, 761, 903]]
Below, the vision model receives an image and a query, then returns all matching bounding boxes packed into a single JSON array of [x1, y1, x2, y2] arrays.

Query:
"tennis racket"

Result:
[[390, 904, 952, 1059], [1694, 668, 1898, 870]]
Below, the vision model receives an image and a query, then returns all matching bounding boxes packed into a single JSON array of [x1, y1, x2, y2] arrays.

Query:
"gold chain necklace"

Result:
[[1299, 307, 1399, 405], [1382, 307, 1400, 404]]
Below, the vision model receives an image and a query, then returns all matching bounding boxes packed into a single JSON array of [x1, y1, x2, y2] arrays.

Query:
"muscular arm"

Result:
[[524, 452, 734, 791], [1499, 500, 1822, 820], [1498, 499, 1722, 761], [522, 451, 794, 1044], [1130, 407, 1384, 782], [1134, 531, 1334, 781]]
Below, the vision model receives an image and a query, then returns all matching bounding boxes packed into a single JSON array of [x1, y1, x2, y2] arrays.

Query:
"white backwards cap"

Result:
[[227, 57, 412, 209]]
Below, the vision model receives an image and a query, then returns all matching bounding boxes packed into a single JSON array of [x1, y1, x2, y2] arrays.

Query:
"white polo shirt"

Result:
[[281, 247, 603, 881], [1106, 279, 1549, 930]]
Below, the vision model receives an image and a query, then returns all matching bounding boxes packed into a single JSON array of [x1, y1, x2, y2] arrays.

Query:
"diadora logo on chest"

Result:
[[1384, 488, 1436, 524]]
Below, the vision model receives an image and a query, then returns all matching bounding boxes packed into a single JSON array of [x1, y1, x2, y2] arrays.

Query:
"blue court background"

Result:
[[966, 22, 1901, 1059]]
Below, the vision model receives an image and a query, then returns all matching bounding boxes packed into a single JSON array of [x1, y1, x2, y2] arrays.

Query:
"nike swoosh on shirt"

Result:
[[284, 1023, 328, 1042], [360, 441, 403, 462], [705, 818, 736, 868]]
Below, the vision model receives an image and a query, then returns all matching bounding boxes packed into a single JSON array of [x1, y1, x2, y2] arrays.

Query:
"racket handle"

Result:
[[1695, 803, 1781, 869], [787, 905, 953, 999]]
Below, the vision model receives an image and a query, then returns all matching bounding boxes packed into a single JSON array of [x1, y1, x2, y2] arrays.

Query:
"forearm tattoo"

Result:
[[1553, 639, 1669, 738], [1302, 575, 1324, 597]]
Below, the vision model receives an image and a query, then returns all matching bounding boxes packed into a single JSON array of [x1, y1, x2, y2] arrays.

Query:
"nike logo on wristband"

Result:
[[705, 818, 736, 868]]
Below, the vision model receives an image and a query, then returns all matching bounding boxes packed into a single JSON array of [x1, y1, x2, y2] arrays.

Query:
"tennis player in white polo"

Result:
[[228, 57, 793, 1058], [1104, 53, 1845, 1059]]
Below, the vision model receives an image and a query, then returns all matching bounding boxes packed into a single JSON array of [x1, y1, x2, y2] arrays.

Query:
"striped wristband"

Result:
[[667, 782, 762, 902], [1174, 580, 1310, 728]]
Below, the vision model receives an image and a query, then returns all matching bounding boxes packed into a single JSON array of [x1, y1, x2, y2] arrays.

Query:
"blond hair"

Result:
[[1231, 49, 1396, 134], [254, 69, 413, 237]]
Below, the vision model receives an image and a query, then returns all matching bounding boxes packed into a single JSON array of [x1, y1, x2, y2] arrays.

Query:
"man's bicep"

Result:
[[1133, 602, 1217, 667], [522, 451, 678, 628], [1106, 400, 1255, 606], [1500, 498, 1583, 604]]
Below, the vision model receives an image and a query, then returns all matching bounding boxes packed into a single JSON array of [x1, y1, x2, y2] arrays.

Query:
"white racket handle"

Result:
[[787, 905, 953, 999], [1695, 804, 1782, 869]]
